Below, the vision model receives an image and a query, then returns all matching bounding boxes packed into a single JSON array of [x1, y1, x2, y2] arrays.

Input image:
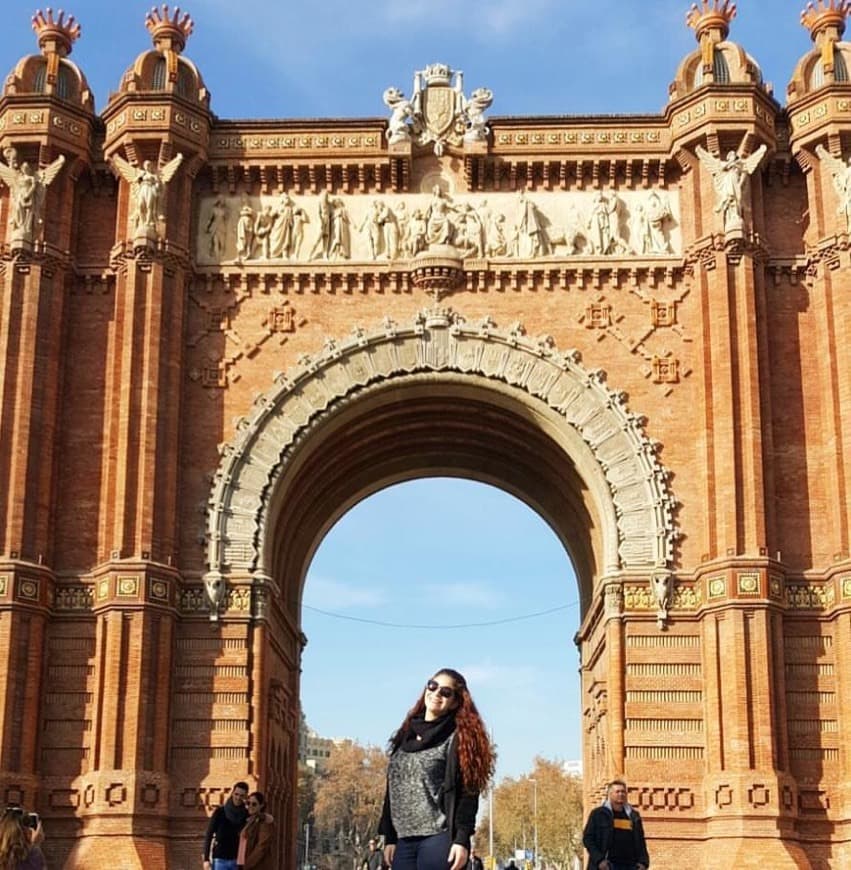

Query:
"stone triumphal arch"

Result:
[[1, 2, 851, 867]]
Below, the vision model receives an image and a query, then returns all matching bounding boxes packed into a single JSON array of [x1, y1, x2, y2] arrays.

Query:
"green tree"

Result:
[[311, 740, 388, 868], [478, 757, 583, 870]]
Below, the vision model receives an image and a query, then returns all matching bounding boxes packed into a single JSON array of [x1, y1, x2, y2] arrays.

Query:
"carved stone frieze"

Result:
[[495, 128, 665, 148], [785, 582, 836, 610], [54, 584, 94, 611], [194, 188, 682, 267], [203, 310, 677, 616]]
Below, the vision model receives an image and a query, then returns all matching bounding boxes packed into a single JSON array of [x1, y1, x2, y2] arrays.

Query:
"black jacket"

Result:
[[378, 733, 479, 849], [203, 803, 246, 861], [582, 801, 649, 869]]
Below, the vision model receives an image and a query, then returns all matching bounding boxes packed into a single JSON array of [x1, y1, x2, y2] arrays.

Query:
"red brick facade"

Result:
[[1, 3, 851, 868]]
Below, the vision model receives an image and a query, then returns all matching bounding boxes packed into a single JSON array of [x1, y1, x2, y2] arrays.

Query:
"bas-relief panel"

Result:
[[194, 187, 682, 267]]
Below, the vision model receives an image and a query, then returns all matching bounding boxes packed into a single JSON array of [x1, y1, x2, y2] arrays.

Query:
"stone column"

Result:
[[0, 138, 89, 818]]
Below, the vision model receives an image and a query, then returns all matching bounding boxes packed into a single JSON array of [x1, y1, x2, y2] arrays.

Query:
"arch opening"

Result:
[[204, 309, 676, 620], [202, 310, 678, 869], [297, 476, 583, 862]]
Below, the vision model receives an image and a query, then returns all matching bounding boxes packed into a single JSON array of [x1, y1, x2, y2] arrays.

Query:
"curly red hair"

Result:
[[390, 668, 496, 793]]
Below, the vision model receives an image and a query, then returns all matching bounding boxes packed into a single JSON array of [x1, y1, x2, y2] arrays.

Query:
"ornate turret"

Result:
[[802, 0, 850, 42], [687, 0, 736, 43], [146, 3, 194, 54], [670, 0, 766, 100], [32, 8, 81, 58], [3, 7, 91, 108], [788, 1, 851, 99], [111, 4, 207, 107]]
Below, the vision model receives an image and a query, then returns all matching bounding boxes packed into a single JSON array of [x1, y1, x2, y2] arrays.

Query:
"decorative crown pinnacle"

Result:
[[423, 63, 452, 85], [31, 8, 81, 57], [145, 4, 194, 54], [801, 0, 851, 40], [686, 0, 737, 42]]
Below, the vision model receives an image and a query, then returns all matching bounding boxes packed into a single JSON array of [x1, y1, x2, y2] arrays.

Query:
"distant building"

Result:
[[298, 711, 335, 772], [563, 759, 583, 778]]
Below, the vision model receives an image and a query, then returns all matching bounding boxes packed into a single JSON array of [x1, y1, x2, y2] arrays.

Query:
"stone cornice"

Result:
[[0, 241, 73, 277], [667, 84, 780, 154], [102, 90, 211, 159], [191, 258, 685, 295], [109, 239, 191, 275], [0, 93, 95, 161], [786, 87, 851, 151]]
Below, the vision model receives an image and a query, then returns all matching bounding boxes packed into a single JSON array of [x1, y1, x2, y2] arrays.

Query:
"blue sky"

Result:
[[302, 479, 581, 779], [0, 1, 818, 779], [0, 2, 812, 119]]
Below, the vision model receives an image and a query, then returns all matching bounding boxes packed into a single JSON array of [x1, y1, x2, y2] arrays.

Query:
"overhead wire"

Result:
[[302, 600, 578, 629]]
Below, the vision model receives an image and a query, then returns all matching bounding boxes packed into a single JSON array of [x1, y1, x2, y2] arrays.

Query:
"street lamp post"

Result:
[[489, 784, 494, 863], [529, 778, 538, 869]]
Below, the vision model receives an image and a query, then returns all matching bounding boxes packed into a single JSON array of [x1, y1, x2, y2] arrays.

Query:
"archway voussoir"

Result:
[[204, 308, 678, 618]]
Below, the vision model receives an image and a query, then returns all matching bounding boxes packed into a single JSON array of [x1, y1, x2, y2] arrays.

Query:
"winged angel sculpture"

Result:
[[815, 145, 851, 232], [0, 147, 65, 244], [695, 143, 767, 234], [110, 153, 184, 237]]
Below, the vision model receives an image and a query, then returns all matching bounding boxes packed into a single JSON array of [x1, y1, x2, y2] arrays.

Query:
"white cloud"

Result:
[[417, 580, 505, 610], [303, 576, 387, 609]]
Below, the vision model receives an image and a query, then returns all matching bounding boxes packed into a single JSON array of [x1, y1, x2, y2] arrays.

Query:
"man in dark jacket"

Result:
[[582, 780, 649, 870], [203, 781, 249, 870], [362, 838, 384, 870]]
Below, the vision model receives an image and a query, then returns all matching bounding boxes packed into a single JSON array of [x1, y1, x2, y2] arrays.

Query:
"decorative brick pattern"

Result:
[[0, 8, 847, 868]]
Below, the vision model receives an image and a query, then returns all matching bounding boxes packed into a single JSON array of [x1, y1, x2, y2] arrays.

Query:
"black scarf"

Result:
[[223, 796, 248, 827], [399, 711, 457, 752]]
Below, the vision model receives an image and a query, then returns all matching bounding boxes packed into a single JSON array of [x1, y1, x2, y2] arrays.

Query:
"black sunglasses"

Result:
[[426, 679, 456, 699]]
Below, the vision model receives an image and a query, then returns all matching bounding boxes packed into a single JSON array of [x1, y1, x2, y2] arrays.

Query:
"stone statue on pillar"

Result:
[[110, 152, 184, 241], [815, 144, 851, 232], [695, 142, 767, 236], [0, 146, 66, 246], [651, 571, 673, 629]]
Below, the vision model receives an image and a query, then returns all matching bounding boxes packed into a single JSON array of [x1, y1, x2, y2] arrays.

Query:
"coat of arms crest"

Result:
[[383, 63, 494, 156]]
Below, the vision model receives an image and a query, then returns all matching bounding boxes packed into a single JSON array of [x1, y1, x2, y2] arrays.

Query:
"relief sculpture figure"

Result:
[[587, 190, 626, 255], [329, 198, 351, 260], [408, 208, 428, 255], [253, 205, 276, 259], [395, 201, 411, 257], [477, 199, 508, 257], [695, 142, 767, 234], [359, 200, 399, 260], [0, 146, 66, 245], [270, 192, 295, 258], [236, 202, 255, 263], [292, 203, 309, 258], [426, 186, 457, 246], [456, 203, 484, 257], [645, 191, 673, 254], [205, 197, 228, 258], [514, 190, 546, 257], [359, 200, 383, 260], [309, 190, 332, 260]]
